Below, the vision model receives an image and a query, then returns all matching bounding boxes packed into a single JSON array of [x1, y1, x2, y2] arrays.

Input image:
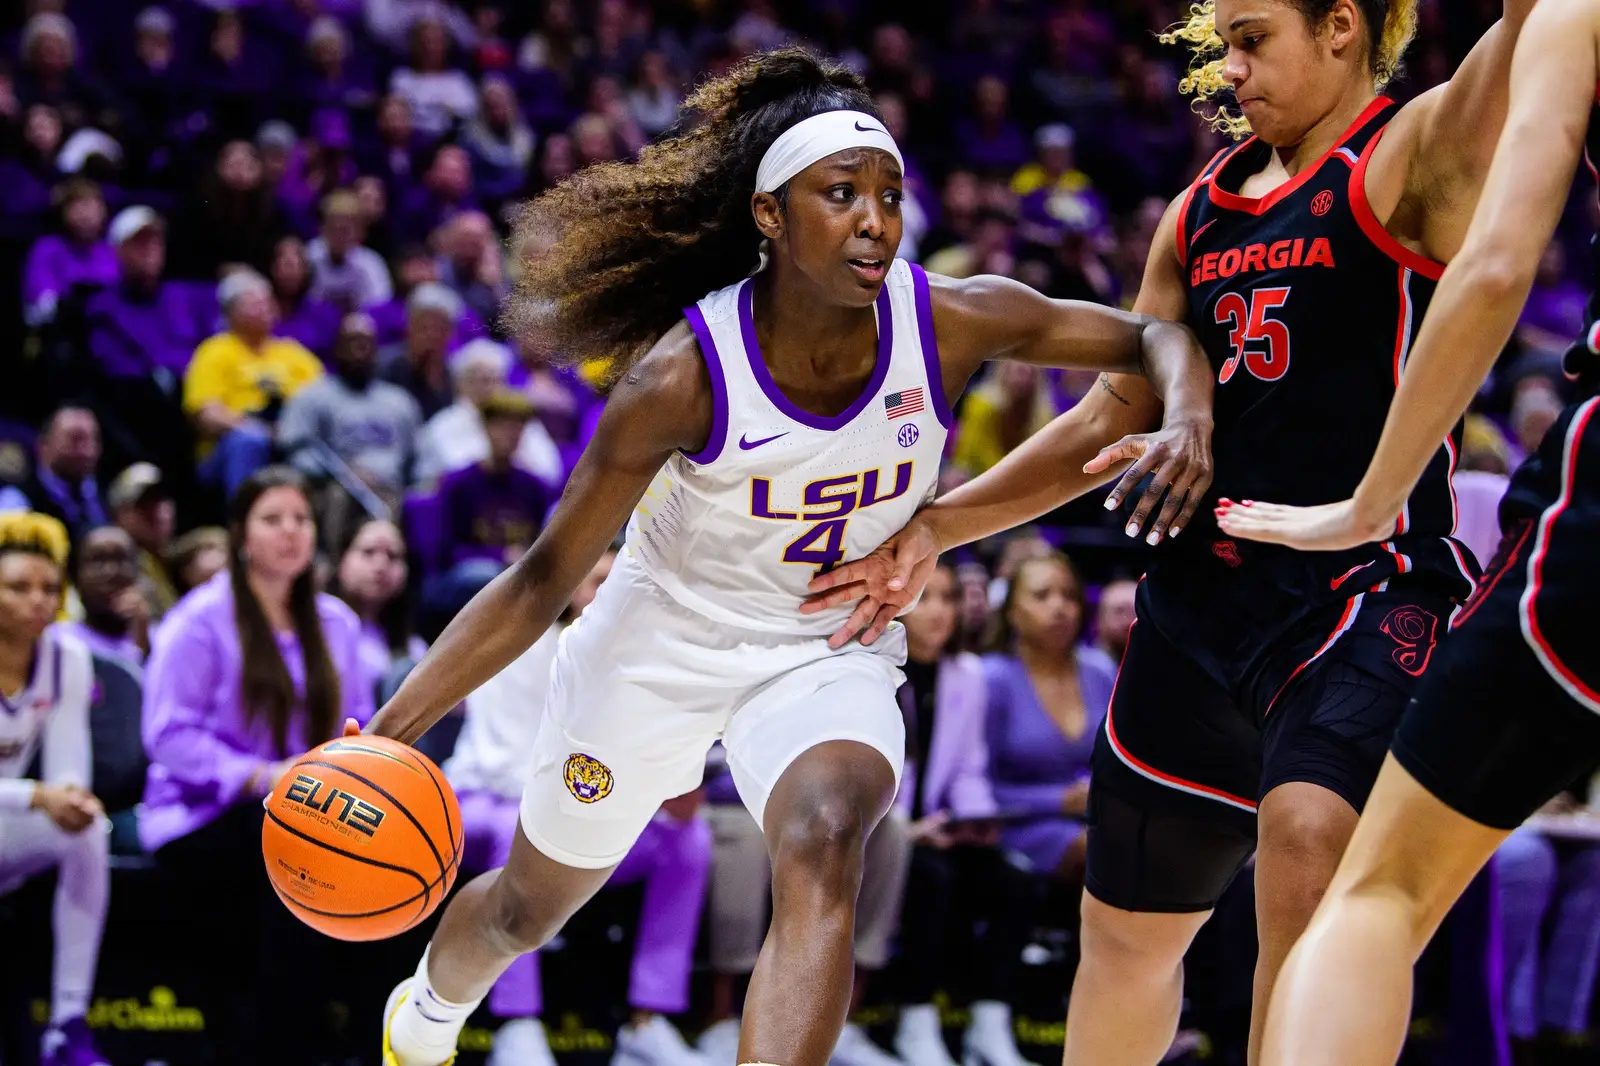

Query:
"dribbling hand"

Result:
[[801, 515, 941, 649], [1085, 418, 1213, 545], [1215, 497, 1394, 552]]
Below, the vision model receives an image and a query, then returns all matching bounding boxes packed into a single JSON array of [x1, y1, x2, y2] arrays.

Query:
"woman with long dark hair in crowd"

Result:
[[138, 467, 373, 1065], [0, 512, 110, 1066], [982, 553, 1115, 888], [328, 517, 425, 696], [361, 46, 1212, 1066]]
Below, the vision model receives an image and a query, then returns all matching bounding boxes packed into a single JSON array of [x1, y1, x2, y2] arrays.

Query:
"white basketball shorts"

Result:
[[518, 549, 907, 869]]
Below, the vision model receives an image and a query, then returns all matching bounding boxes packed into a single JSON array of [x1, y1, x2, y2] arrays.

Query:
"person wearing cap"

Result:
[[106, 463, 178, 618], [307, 188, 394, 312], [376, 281, 461, 418], [423, 387, 550, 618], [182, 270, 323, 498], [23, 178, 117, 327], [84, 206, 212, 384], [278, 311, 423, 501], [413, 339, 563, 486]]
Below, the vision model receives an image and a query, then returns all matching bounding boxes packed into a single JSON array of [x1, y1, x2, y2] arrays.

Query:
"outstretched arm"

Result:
[[1220, 0, 1595, 550], [932, 261, 1211, 430], [366, 328, 711, 743], [806, 193, 1206, 646]]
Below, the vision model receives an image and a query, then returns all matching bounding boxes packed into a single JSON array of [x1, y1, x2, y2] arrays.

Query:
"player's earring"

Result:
[[749, 237, 772, 277]]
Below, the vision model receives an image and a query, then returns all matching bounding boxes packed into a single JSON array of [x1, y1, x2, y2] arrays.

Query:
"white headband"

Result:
[[754, 110, 904, 193]]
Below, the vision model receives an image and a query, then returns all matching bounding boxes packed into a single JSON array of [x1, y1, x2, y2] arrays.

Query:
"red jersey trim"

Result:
[[1175, 145, 1232, 268], [1206, 96, 1391, 216], [1348, 126, 1446, 281]]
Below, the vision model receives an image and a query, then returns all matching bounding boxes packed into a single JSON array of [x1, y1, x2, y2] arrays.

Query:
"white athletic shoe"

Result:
[[961, 1002, 1035, 1066], [381, 979, 458, 1066], [832, 1023, 907, 1066], [613, 1015, 713, 1066], [696, 1017, 743, 1066], [894, 1005, 960, 1066], [488, 1018, 557, 1066]]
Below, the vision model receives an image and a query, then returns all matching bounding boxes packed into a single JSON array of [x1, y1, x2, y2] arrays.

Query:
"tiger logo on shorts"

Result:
[[563, 753, 615, 803]]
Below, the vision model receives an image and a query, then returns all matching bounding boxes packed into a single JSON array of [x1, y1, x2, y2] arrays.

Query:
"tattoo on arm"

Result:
[[1098, 374, 1132, 405]]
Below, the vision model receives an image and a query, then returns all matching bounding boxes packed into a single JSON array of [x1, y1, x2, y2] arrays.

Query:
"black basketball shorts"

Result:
[[1085, 586, 1454, 913], [1393, 398, 1600, 830]]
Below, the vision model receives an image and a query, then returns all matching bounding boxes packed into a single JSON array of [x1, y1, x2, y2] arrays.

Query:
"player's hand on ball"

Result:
[[802, 515, 941, 649], [32, 783, 102, 832], [1085, 418, 1213, 545], [1215, 497, 1393, 552]]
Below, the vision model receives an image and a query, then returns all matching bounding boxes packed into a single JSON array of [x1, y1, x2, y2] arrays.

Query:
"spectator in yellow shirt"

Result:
[[183, 270, 323, 498], [951, 362, 1060, 478]]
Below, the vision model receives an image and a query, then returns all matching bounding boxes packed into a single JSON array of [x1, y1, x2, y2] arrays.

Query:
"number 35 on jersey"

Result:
[[750, 461, 915, 576]]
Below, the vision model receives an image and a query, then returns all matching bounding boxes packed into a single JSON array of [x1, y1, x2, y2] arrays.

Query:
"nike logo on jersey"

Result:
[[739, 432, 789, 450], [1191, 237, 1336, 286]]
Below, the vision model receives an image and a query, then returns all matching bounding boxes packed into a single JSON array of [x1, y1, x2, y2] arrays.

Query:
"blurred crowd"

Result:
[[3, 0, 1600, 1063]]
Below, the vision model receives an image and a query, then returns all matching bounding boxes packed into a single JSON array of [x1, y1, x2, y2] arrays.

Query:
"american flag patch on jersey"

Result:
[[884, 388, 924, 420]]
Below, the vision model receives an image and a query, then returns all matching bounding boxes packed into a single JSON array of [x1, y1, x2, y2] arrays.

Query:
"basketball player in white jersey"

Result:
[[0, 512, 110, 1066], [363, 49, 1214, 1066]]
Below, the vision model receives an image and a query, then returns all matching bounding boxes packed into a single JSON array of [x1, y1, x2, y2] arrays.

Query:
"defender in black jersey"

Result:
[[1206, 1, 1600, 1062], [806, 0, 1528, 1060]]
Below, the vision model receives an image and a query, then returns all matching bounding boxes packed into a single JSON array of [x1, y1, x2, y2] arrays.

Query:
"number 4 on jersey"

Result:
[[1215, 287, 1292, 384], [783, 518, 848, 576]]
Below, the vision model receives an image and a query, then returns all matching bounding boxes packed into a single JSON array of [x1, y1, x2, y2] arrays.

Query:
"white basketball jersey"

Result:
[[626, 259, 950, 636], [0, 627, 91, 783]]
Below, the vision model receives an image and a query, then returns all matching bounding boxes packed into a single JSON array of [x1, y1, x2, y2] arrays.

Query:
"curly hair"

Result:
[[1162, 0, 1418, 138], [502, 47, 880, 388]]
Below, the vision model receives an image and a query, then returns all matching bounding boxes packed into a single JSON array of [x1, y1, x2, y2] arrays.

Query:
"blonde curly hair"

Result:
[[1161, 0, 1418, 138]]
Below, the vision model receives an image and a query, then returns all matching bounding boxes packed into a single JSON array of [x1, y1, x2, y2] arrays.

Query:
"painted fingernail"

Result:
[[1242, 499, 1255, 506], [1218, 498, 1233, 505], [1125, 521, 1140, 537], [1146, 531, 1162, 546], [1104, 496, 1119, 510], [1169, 526, 1182, 538]]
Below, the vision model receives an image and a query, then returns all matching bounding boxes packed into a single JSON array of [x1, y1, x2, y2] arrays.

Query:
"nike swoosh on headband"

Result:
[[854, 121, 886, 134]]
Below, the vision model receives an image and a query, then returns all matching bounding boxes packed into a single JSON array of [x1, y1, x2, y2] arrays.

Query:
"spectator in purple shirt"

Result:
[[423, 389, 547, 621], [0, 103, 63, 242], [355, 93, 426, 201], [22, 177, 118, 327], [395, 142, 477, 245], [139, 466, 372, 1066], [85, 206, 212, 383], [983, 553, 1116, 886], [462, 74, 535, 210], [62, 525, 149, 664], [952, 75, 1029, 176], [18, 406, 106, 542], [15, 13, 120, 141], [437, 389, 547, 569], [297, 15, 377, 118], [269, 235, 341, 360]]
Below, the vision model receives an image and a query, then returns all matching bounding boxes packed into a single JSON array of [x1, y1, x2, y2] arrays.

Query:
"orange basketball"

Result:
[[262, 734, 463, 942]]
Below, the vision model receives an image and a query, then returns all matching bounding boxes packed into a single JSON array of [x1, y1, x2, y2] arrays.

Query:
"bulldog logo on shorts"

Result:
[[564, 753, 615, 803]]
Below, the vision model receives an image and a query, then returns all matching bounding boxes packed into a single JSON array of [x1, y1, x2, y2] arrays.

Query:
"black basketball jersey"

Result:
[[1140, 97, 1479, 693]]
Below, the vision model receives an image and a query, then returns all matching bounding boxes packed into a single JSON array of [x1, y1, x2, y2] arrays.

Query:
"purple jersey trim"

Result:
[[908, 264, 952, 428], [681, 303, 730, 465], [737, 277, 894, 431]]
